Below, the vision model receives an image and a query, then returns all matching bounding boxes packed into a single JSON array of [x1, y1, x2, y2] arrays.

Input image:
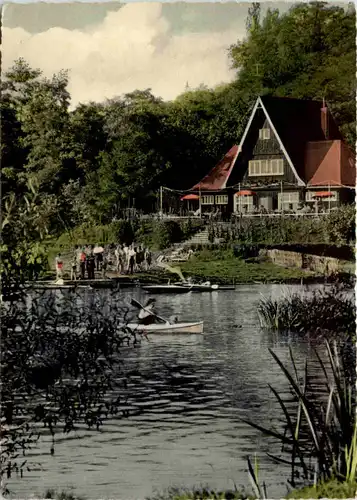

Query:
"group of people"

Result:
[[55, 243, 153, 281], [114, 244, 152, 275]]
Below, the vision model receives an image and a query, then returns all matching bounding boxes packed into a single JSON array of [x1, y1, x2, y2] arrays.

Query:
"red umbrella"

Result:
[[180, 194, 200, 201], [312, 191, 333, 198], [234, 190, 256, 196]]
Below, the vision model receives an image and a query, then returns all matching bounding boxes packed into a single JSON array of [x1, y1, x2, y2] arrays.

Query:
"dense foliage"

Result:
[[206, 206, 356, 246], [0, 194, 146, 491], [1, 2, 355, 231]]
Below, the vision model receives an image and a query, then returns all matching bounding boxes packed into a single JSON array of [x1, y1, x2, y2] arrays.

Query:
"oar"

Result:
[[129, 298, 169, 324]]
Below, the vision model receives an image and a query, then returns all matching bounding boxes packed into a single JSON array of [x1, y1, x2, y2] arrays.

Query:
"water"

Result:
[[8, 284, 332, 499]]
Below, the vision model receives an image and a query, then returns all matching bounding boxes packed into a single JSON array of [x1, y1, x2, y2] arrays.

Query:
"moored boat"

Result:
[[25, 280, 91, 290], [26, 283, 91, 290], [125, 321, 203, 334], [174, 281, 235, 292], [142, 284, 192, 294]]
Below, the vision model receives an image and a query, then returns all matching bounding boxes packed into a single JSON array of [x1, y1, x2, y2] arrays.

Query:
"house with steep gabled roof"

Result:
[[187, 96, 355, 215]]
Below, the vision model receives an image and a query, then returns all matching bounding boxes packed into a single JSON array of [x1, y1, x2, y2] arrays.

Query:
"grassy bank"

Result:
[[179, 249, 317, 284]]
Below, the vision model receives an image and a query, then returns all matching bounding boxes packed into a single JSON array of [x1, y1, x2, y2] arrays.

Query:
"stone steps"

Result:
[[183, 229, 210, 246]]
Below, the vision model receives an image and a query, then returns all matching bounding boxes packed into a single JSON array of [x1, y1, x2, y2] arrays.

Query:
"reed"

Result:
[[257, 285, 355, 337], [243, 340, 356, 489]]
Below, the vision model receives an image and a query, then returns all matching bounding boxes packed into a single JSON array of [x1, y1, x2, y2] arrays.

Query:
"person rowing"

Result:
[[138, 298, 157, 325], [130, 298, 176, 327]]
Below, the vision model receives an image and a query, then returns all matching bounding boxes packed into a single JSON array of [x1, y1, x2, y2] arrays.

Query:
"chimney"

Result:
[[321, 98, 329, 139]]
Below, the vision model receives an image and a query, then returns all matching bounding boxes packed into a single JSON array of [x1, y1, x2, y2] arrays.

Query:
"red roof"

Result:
[[191, 145, 240, 191], [305, 140, 356, 187]]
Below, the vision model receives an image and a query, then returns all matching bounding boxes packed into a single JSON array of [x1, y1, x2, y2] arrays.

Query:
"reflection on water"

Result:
[[9, 284, 334, 499]]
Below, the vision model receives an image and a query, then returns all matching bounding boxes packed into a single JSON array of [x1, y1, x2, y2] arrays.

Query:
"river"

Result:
[[8, 284, 333, 499]]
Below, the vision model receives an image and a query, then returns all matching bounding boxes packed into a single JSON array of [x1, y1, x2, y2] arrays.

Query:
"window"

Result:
[[235, 195, 254, 213], [215, 195, 228, 205], [201, 195, 214, 205], [248, 159, 284, 176], [305, 191, 338, 202], [271, 159, 283, 175], [278, 191, 300, 210], [249, 161, 259, 176], [259, 128, 271, 140]]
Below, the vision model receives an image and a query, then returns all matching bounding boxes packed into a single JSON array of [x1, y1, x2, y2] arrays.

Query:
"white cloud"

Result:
[[2, 3, 241, 107]]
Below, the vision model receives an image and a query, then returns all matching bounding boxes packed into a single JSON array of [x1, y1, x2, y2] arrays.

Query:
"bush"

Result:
[[209, 207, 356, 246], [233, 244, 259, 260], [321, 204, 356, 245], [153, 221, 184, 250], [110, 220, 135, 244]]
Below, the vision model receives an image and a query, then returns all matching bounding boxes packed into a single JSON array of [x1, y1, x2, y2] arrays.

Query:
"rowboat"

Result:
[[125, 321, 203, 334], [142, 284, 192, 294]]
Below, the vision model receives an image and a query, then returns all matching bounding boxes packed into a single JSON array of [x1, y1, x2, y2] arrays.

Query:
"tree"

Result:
[[0, 189, 142, 491], [229, 2, 356, 145], [16, 71, 76, 194], [1, 59, 42, 196], [94, 90, 171, 219]]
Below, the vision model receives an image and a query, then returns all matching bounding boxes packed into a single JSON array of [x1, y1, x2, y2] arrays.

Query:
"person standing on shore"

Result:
[[116, 244, 126, 274], [136, 246, 146, 272], [127, 245, 136, 274], [94, 243, 104, 271], [75, 246, 81, 276], [70, 253, 77, 281], [101, 251, 108, 278], [86, 247, 95, 280], [123, 243, 129, 267], [79, 247, 86, 280], [55, 253, 63, 281], [144, 247, 152, 270]]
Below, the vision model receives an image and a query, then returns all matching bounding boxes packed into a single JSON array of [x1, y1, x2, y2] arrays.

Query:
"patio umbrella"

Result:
[[180, 194, 199, 201], [312, 191, 333, 198], [234, 190, 256, 196]]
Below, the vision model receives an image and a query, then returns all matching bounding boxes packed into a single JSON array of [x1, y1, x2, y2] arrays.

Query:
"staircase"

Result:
[[182, 228, 210, 246]]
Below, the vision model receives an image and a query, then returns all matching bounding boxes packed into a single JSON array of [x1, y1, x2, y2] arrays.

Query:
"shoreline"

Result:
[[33, 269, 353, 287]]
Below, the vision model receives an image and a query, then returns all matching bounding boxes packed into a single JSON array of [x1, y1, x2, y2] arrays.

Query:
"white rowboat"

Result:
[[125, 321, 204, 334]]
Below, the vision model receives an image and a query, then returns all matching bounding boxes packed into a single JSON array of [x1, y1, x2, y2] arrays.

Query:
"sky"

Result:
[[1, 1, 349, 107]]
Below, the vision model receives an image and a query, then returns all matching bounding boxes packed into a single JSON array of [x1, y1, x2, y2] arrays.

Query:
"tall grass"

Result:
[[257, 285, 355, 337], [243, 341, 356, 490]]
